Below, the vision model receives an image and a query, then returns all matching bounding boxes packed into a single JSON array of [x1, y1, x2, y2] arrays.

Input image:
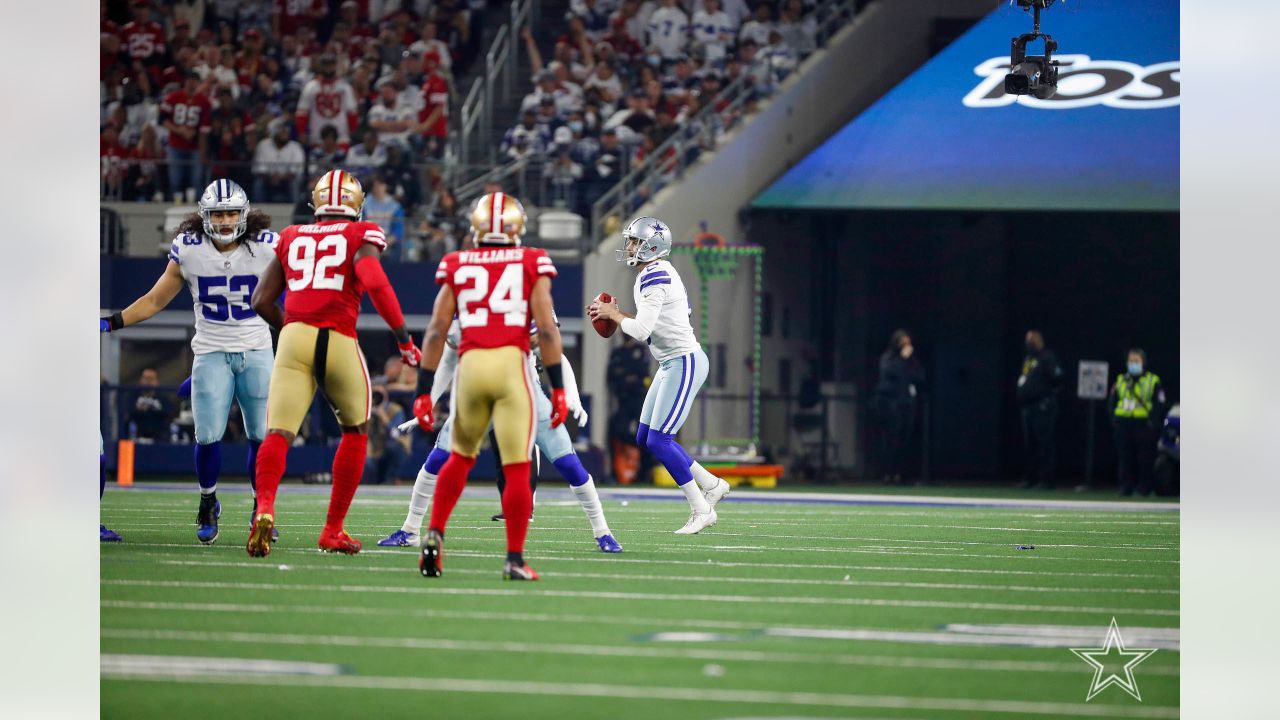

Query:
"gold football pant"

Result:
[[266, 323, 371, 433], [450, 345, 536, 462]]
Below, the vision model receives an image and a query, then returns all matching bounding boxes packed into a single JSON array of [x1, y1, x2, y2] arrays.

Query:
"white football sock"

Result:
[[689, 462, 720, 492], [200, 485, 217, 496], [680, 479, 711, 513], [570, 476, 611, 537], [401, 466, 437, 534]]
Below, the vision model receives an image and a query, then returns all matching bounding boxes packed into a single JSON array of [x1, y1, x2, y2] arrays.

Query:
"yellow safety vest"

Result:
[[1114, 372, 1160, 419]]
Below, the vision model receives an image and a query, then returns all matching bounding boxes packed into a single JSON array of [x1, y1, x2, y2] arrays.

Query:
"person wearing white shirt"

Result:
[[251, 121, 305, 202], [691, 0, 736, 63], [690, 0, 750, 26], [367, 82, 418, 149], [738, 3, 774, 47], [646, 0, 690, 60]]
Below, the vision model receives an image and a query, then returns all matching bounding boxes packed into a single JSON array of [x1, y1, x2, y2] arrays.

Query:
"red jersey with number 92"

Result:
[[435, 246, 557, 355], [276, 218, 388, 336]]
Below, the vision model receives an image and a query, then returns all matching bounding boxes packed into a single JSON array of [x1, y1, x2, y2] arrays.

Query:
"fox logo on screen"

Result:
[[963, 55, 1179, 109]]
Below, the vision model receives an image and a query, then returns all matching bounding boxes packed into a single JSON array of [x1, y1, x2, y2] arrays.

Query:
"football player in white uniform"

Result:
[[378, 316, 621, 553], [589, 216, 731, 534], [101, 179, 278, 545]]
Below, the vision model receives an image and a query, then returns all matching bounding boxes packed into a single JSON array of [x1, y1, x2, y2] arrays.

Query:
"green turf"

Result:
[[101, 485, 1179, 719]]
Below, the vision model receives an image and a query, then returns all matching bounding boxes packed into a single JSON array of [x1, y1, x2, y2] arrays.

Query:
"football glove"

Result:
[[412, 394, 435, 432], [399, 340, 422, 368], [549, 388, 569, 429]]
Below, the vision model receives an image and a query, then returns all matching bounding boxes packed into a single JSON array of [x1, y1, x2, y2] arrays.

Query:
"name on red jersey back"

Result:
[[436, 246, 557, 354], [277, 219, 388, 336]]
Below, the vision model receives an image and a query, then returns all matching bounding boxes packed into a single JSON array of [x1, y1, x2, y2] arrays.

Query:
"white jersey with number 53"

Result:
[[168, 229, 279, 354], [434, 245, 557, 355]]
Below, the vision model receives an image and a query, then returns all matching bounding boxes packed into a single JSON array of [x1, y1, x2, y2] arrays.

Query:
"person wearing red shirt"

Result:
[[119, 0, 167, 68], [411, 192, 568, 582], [160, 71, 212, 201], [415, 52, 449, 159], [246, 170, 421, 558], [272, 0, 326, 39]]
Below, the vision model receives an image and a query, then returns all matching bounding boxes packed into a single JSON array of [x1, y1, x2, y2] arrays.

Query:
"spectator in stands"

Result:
[[160, 70, 211, 201], [130, 122, 167, 201], [692, 0, 736, 64], [533, 96, 565, 147], [101, 124, 130, 199], [296, 53, 360, 150], [365, 384, 412, 485], [121, 0, 168, 74], [363, 177, 407, 261], [521, 68, 562, 114], [647, 0, 690, 61], [693, 0, 752, 27], [381, 144, 422, 210], [738, 38, 776, 95], [776, 0, 818, 57], [576, 0, 611, 41], [650, 102, 680, 147], [505, 128, 536, 163], [610, 0, 649, 47], [368, 81, 417, 149], [605, 87, 655, 134], [739, 3, 774, 47], [128, 368, 174, 445], [309, 125, 348, 172], [584, 59, 624, 106], [602, 15, 644, 65], [273, 0, 326, 40], [251, 117, 305, 202], [764, 29, 799, 78], [502, 110, 548, 157], [662, 54, 698, 99], [416, 51, 450, 159], [412, 19, 452, 75], [346, 128, 388, 185]]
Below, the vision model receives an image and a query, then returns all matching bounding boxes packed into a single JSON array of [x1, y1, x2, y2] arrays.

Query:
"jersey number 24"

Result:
[[455, 264, 526, 328]]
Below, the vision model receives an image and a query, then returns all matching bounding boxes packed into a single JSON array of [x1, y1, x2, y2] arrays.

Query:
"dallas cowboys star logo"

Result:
[[650, 221, 666, 234], [1070, 618, 1158, 701]]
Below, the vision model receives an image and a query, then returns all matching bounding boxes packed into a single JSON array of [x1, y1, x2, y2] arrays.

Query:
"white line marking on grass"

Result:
[[100, 668, 1180, 717], [100, 579, 1179, 617], [99, 628, 1176, 676], [115, 543, 1179, 580], [124, 553, 1179, 596], [101, 654, 343, 677], [764, 627, 1180, 652]]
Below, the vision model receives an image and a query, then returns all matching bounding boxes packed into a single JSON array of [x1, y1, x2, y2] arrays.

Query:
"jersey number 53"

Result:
[[455, 264, 526, 328], [287, 234, 347, 291]]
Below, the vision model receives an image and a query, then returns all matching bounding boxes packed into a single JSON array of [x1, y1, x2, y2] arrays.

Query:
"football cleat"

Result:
[[674, 509, 718, 535], [318, 526, 362, 554], [100, 524, 122, 543], [704, 478, 731, 510], [246, 513, 274, 557], [196, 494, 221, 545], [377, 529, 420, 547], [490, 512, 504, 521], [248, 503, 280, 542], [596, 534, 623, 553], [503, 561, 540, 581], [419, 529, 444, 577]]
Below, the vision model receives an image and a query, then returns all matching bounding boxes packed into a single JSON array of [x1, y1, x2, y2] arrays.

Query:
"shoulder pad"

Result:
[[175, 232, 203, 247]]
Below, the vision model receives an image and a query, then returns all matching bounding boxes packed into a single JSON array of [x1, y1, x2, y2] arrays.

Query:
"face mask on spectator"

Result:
[[646, 53, 661, 67], [569, 120, 584, 133], [1128, 362, 1143, 376]]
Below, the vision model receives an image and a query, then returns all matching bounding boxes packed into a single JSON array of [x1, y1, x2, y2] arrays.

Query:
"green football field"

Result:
[[101, 483, 1179, 719]]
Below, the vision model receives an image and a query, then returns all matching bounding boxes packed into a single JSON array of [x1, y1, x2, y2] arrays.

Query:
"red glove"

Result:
[[549, 388, 569, 429], [399, 340, 422, 367], [412, 394, 435, 432]]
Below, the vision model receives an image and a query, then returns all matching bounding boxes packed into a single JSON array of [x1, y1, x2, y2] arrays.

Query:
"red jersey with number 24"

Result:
[[276, 218, 387, 336], [435, 246, 557, 355]]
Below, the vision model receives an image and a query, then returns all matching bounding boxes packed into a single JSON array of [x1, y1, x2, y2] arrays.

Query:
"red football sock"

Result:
[[253, 433, 289, 518], [325, 432, 368, 531], [428, 453, 476, 533], [499, 461, 533, 555]]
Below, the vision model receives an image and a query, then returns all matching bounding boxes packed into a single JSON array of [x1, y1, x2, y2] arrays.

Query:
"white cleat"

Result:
[[674, 509, 718, 535], [704, 479, 731, 510]]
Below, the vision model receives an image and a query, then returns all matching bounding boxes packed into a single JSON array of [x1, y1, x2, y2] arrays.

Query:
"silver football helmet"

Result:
[[617, 216, 672, 266], [198, 179, 251, 244]]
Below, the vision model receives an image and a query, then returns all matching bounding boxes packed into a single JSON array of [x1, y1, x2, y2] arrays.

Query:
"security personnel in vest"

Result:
[[1017, 330, 1064, 489], [1108, 348, 1168, 496]]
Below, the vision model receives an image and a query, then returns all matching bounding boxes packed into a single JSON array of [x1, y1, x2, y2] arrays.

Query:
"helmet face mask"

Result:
[[470, 192, 527, 246], [198, 179, 250, 244], [311, 169, 365, 220], [616, 216, 671, 266]]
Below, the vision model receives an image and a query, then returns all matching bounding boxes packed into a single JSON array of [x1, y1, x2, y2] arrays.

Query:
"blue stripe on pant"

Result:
[[636, 348, 708, 485]]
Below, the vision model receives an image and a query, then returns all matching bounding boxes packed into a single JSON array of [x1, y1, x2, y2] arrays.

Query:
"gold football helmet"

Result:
[[312, 169, 365, 219], [470, 191, 527, 245]]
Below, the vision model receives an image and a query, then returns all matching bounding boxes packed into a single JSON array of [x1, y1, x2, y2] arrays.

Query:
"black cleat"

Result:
[[419, 529, 444, 578], [490, 512, 505, 521], [503, 561, 540, 581]]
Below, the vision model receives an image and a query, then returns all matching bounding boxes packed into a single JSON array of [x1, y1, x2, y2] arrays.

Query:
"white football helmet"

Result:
[[198, 179, 250, 244], [617, 216, 672, 266]]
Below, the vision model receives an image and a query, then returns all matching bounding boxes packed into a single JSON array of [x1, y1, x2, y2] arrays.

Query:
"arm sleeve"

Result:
[[431, 344, 458, 403], [561, 353, 582, 407], [353, 254, 405, 330], [619, 287, 664, 342]]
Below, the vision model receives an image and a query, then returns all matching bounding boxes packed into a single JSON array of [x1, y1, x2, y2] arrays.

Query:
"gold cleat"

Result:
[[246, 513, 275, 558]]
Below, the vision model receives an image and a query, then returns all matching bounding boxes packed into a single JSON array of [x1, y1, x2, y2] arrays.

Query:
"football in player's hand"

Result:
[[591, 292, 617, 338]]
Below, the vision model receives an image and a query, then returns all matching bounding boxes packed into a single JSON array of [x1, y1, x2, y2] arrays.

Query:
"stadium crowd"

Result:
[[101, 0, 830, 262]]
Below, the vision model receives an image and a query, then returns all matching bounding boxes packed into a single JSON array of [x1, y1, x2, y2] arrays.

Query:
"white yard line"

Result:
[[114, 543, 1179, 580], [119, 553, 1179, 596], [100, 628, 1176, 675], [100, 579, 1179, 617], [99, 666, 1180, 718]]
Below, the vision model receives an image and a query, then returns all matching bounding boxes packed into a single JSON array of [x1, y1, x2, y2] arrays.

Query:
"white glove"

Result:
[[571, 401, 588, 428]]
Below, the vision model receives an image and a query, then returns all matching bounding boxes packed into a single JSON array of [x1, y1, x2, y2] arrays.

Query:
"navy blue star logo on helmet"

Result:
[[651, 222, 666, 234]]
